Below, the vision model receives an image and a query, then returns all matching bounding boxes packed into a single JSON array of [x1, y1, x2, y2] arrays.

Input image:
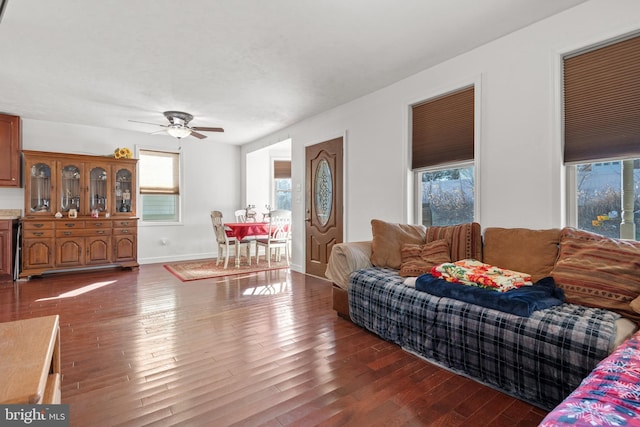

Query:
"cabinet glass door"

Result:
[[89, 166, 108, 213], [115, 168, 133, 214], [60, 164, 81, 214], [29, 163, 52, 213]]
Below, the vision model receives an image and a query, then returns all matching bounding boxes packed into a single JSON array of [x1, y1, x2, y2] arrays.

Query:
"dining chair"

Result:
[[210, 210, 251, 268], [245, 208, 258, 222], [255, 209, 291, 267], [234, 209, 247, 223]]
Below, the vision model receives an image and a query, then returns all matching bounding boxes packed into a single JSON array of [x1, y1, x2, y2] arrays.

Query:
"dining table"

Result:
[[224, 222, 270, 240]]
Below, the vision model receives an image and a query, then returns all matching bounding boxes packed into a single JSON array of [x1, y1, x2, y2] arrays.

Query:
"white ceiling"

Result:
[[0, 0, 587, 145]]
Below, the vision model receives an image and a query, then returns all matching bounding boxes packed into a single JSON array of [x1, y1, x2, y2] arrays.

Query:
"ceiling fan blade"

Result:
[[192, 126, 224, 133], [190, 131, 207, 139], [128, 120, 167, 128]]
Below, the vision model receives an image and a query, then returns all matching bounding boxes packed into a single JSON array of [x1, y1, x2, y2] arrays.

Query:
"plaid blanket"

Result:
[[349, 267, 620, 410]]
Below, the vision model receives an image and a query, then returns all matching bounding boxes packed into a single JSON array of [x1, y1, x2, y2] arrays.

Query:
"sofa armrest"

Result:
[[325, 241, 373, 290]]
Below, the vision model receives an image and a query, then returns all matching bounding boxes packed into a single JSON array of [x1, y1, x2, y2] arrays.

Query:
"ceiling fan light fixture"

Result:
[[129, 110, 223, 140], [167, 126, 192, 139]]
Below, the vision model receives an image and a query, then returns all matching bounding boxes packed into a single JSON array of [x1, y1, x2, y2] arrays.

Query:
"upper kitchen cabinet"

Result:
[[0, 114, 21, 187]]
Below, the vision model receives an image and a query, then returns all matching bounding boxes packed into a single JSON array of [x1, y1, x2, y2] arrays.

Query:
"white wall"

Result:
[[2, 1, 637, 272], [246, 148, 271, 213], [245, 138, 292, 215], [243, 0, 640, 272], [0, 118, 241, 265]]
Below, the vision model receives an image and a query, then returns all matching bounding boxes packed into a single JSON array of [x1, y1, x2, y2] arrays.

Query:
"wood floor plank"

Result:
[[0, 265, 548, 426]]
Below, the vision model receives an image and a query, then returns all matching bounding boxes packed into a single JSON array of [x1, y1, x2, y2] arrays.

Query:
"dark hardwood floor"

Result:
[[0, 264, 547, 426]]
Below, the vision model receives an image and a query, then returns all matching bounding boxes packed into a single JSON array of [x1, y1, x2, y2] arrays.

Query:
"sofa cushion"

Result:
[[552, 227, 640, 321], [371, 219, 426, 269], [399, 240, 451, 277], [425, 222, 482, 261], [483, 227, 561, 283]]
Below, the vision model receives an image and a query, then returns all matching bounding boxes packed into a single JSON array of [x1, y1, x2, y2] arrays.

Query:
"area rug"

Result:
[[164, 257, 290, 282]]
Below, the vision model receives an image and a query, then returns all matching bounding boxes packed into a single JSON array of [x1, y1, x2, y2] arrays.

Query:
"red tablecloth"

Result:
[[224, 222, 270, 240]]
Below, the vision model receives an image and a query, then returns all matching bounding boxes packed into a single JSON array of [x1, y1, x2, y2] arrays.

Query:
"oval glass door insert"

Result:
[[315, 159, 332, 226]]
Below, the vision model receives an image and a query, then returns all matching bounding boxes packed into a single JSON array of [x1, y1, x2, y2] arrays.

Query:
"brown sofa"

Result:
[[325, 220, 640, 409]]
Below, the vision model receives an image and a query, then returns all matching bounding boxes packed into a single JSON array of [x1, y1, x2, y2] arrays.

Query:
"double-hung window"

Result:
[[564, 34, 640, 240], [412, 86, 475, 226], [139, 149, 181, 222]]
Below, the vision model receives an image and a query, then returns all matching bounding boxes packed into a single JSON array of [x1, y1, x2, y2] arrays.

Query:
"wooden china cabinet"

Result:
[[20, 150, 138, 278]]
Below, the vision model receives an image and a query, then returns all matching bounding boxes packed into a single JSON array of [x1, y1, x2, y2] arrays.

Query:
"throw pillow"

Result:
[[370, 219, 426, 269], [483, 227, 561, 283], [399, 240, 451, 277], [425, 222, 482, 262], [551, 227, 640, 321]]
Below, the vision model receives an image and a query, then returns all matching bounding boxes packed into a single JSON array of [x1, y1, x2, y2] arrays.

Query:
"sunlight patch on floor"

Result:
[[242, 281, 288, 296], [36, 280, 118, 301]]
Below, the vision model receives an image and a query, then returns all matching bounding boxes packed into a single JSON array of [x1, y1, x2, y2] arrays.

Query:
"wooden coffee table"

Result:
[[0, 315, 61, 404]]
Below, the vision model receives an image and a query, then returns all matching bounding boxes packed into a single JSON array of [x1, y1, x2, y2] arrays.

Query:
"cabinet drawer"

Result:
[[58, 221, 85, 229], [23, 221, 55, 230], [23, 229, 54, 238], [0, 220, 9, 231], [56, 228, 111, 238], [113, 220, 137, 228], [113, 227, 136, 236], [86, 220, 111, 229]]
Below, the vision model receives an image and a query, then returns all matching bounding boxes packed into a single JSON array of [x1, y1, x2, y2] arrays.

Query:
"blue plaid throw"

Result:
[[348, 267, 619, 410]]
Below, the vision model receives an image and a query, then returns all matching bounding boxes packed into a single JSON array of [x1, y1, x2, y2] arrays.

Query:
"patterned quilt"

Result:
[[540, 330, 640, 426], [349, 267, 620, 410], [432, 259, 532, 292]]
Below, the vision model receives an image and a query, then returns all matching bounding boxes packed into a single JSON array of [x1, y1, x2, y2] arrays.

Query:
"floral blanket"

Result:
[[431, 259, 532, 292], [540, 330, 640, 426]]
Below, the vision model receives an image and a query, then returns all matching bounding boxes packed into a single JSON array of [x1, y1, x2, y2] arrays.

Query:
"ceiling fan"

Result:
[[129, 111, 224, 139]]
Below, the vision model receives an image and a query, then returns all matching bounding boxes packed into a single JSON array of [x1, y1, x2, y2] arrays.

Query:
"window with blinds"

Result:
[[273, 160, 291, 179], [411, 86, 474, 170], [563, 34, 640, 164], [139, 149, 181, 222], [563, 33, 640, 240], [273, 160, 292, 210], [411, 86, 475, 227]]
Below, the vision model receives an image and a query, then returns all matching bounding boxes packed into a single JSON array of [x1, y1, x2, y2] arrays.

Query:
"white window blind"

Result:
[[139, 150, 179, 194]]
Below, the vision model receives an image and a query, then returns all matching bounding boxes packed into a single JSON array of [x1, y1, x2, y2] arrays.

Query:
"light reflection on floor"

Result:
[[35, 280, 117, 301]]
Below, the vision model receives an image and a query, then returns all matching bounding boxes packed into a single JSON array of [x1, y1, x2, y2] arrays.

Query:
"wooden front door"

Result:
[[305, 137, 343, 277]]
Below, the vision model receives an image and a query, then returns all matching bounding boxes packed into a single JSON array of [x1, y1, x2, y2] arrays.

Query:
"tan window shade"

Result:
[[411, 86, 474, 170], [139, 150, 180, 194], [564, 34, 640, 163], [274, 160, 291, 179]]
